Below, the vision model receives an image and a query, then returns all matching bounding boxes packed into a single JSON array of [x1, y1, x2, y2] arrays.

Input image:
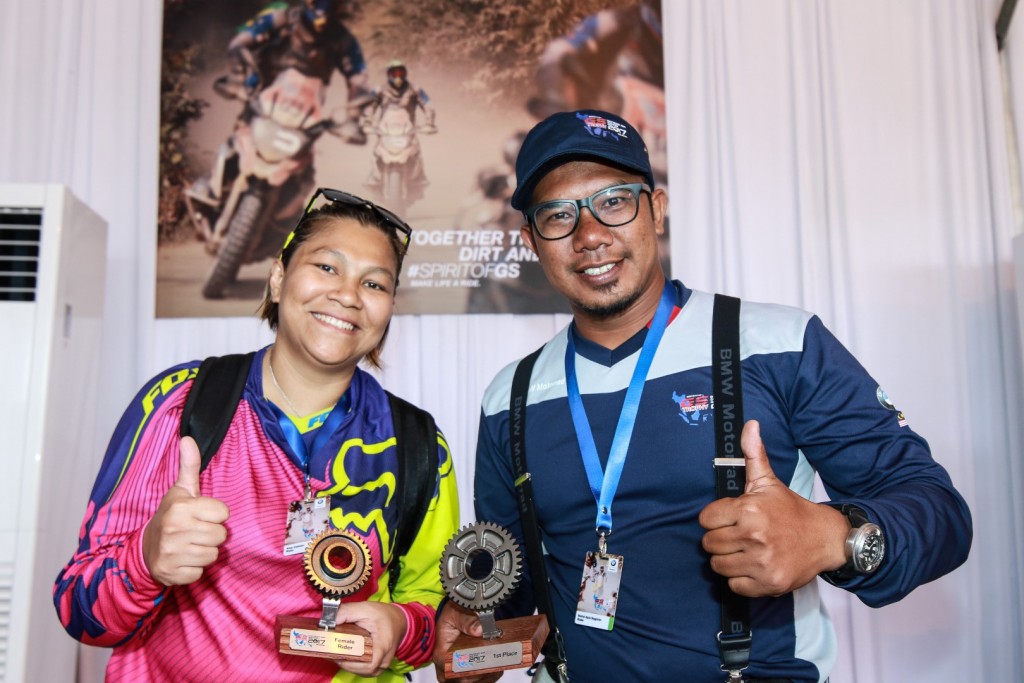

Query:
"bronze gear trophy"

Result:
[[276, 528, 374, 661], [439, 521, 549, 678]]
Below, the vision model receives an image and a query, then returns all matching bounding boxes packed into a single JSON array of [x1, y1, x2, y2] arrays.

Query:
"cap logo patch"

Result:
[[576, 112, 629, 140]]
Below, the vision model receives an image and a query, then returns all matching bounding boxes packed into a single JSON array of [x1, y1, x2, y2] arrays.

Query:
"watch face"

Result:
[[853, 523, 885, 573]]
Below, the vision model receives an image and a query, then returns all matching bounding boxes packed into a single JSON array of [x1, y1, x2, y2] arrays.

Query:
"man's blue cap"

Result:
[[511, 109, 655, 211]]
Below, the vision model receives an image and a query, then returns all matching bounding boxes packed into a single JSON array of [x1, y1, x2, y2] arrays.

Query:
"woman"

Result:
[[54, 189, 459, 682]]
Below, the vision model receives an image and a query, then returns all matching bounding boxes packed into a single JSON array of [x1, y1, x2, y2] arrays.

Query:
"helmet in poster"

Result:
[[302, 0, 358, 31], [387, 59, 408, 89]]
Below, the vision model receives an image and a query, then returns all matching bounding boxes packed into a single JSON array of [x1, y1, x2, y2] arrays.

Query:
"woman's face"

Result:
[[269, 217, 397, 373]]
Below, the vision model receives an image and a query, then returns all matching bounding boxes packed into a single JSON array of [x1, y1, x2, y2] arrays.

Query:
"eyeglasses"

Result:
[[525, 183, 652, 241], [281, 187, 413, 257]]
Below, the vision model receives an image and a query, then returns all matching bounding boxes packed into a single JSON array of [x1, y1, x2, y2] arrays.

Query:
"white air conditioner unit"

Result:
[[0, 184, 107, 683]]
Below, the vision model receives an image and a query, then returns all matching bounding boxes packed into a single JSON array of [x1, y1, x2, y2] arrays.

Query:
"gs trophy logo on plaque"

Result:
[[439, 522, 549, 678], [276, 528, 373, 661]]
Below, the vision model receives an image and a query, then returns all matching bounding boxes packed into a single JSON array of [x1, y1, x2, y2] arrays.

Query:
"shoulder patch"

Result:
[[877, 386, 909, 427]]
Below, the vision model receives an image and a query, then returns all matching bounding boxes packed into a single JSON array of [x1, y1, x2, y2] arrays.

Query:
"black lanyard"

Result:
[[511, 345, 569, 682], [712, 293, 751, 679]]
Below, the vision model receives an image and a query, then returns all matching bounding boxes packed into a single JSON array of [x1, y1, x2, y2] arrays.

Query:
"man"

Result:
[[432, 110, 972, 682], [529, 0, 663, 114], [185, 0, 373, 270], [359, 59, 437, 205], [529, 0, 666, 183], [219, 0, 372, 141]]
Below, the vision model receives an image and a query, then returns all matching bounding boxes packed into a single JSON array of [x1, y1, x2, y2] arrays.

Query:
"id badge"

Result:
[[282, 495, 330, 556], [574, 551, 624, 630]]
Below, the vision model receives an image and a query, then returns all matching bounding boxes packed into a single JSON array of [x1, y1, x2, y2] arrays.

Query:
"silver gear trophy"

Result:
[[439, 522, 549, 678]]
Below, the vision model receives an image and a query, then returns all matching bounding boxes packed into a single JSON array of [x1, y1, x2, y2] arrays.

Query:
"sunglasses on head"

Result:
[[280, 188, 413, 256]]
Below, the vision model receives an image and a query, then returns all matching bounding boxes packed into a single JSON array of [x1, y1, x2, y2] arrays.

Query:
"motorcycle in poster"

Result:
[[185, 67, 361, 299]]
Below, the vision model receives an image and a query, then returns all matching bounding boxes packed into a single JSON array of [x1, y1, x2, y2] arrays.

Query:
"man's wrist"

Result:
[[818, 502, 852, 574], [821, 503, 886, 584]]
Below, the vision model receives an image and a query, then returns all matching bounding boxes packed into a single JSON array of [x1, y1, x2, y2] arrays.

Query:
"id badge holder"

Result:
[[282, 492, 330, 556], [573, 549, 624, 630]]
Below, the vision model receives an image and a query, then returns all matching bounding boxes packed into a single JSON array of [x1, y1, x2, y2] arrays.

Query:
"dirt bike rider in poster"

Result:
[[359, 60, 437, 211], [464, 0, 664, 314], [187, 0, 372, 295], [528, 0, 665, 183], [221, 0, 371, 126]]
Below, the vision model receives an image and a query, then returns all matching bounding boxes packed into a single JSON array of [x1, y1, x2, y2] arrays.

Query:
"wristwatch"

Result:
[[822, 503, 885, 583]]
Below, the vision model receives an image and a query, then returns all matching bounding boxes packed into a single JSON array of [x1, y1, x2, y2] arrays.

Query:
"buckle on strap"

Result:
[[717, 629, 752, 676]]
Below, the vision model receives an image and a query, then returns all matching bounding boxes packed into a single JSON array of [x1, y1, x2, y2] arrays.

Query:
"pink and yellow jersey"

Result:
[[54, 346, 459, 682]]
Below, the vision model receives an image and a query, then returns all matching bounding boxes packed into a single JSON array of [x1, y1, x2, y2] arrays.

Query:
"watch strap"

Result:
[[822, 503, 872, 584], [829, 502, 870, 528]]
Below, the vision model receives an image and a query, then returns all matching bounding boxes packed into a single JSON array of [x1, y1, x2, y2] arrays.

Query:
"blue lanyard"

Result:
[[564, 280, 675, 544], [269, 392, 351, 498]]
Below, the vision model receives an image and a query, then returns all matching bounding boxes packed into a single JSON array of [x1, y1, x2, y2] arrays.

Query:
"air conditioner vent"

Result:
[[0, 559, 12, 678], [0, 207, 42, 302]]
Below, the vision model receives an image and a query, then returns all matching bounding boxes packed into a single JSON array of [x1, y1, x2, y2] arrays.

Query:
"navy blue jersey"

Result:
[[475, 281, 971, 682]]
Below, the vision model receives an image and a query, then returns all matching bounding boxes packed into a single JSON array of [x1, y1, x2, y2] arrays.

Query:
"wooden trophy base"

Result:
[[444, 615, 549, 678], [276, 615, 374, 662]]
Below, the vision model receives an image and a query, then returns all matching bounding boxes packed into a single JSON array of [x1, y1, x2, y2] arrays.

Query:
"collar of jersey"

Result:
[[569, 280, 688, 367]]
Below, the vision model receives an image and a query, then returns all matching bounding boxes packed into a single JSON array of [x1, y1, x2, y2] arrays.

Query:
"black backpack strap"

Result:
[[711, 294, 751, 677], [509, 346, 569, 682], [387, 391, 438, 594], [179, 352, 256, 473]]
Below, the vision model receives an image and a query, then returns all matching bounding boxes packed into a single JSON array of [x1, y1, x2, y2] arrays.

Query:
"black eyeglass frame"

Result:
[[281, 187, 413, 257], [524, 182, 653, 241]]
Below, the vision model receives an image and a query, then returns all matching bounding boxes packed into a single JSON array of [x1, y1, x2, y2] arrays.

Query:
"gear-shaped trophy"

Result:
[[275, 528, 374, 662], [440, 522, 549, 678]]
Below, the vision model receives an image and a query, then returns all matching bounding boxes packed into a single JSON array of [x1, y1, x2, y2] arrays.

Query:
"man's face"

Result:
[[520, 160, 667, 320]]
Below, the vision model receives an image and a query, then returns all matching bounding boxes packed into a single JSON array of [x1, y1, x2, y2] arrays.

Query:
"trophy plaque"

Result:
[[440, 522, 549, 678], [276, 528, 374, 661]]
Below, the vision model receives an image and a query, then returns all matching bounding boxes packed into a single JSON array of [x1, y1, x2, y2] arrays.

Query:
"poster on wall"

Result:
[[156, 0, 666, 317]]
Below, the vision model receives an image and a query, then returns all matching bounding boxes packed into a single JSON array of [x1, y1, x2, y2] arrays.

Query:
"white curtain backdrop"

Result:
[[2, 0, 1022, 680]]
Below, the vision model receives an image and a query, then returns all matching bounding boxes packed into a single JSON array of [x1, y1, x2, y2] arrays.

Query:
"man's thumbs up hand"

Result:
[[698, 421, 849, 597], [740, 419, 779, 493], [142, 436, 230, 586]]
